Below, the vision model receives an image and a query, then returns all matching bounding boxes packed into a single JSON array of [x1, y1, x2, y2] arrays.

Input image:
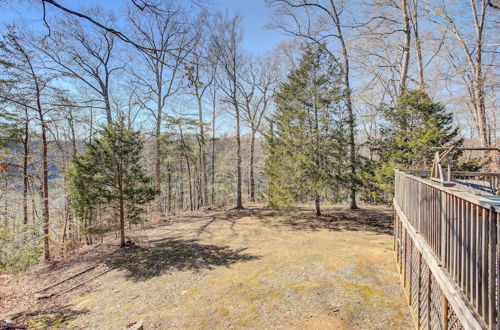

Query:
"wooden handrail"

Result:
[[402, 169, 500, 178], [397, 169, 500, 212]]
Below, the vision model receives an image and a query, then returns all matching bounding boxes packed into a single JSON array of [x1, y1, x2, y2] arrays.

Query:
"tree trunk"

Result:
[[234, 91, 243, 209], [103, 90, 112, 124], [472, 1, 489, 150], [329, 1, 358, 210], [21, 40, 51, 260], [22, 108, 29, 225], [186, 156, 193, 212], [155, 96, 162, 203], [315, 194, 321, 216], [118, 160, 126, 247], [211, 99, 216, 205], [249, 129, 256, 202], [410, 0, 425, 89], [400, 0, 411, 94], [167, 172, 172, 213], [119, 197, 125, 247], [197, 97, 208, 206], [474, 32, 488, 148], [178, 155, 185, 210], [41, 117, 50, 260]]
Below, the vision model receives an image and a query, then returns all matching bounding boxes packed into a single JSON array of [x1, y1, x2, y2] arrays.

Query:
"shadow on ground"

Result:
[[217, 206, 394, 235], [106, 238, 259, 281], [11, 307, 89, 329], [278, 208, 393, 235]]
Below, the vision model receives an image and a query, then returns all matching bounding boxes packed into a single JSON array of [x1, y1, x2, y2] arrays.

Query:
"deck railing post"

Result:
[[441, 191, 447, 266], [418, 183, 422, 233]]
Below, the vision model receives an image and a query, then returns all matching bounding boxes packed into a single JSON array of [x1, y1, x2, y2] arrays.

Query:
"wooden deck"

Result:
[[394, 169, 500, 329]]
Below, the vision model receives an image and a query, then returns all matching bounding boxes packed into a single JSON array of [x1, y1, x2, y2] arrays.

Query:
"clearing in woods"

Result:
[[1, 205, 412, 329]]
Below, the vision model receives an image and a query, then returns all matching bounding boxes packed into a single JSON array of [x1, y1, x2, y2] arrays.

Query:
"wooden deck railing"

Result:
[[394, 169, 500, 329], [403, 170, 500, 195]]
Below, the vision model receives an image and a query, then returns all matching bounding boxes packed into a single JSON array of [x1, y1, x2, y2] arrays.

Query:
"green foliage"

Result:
[[377, 90, 462, 169], [455, 157, 482, 172], [358, 158, 395, 205], [66, 118, 157, 239], [0, 222, 44, 272], [361, 90, 462, 204], [264, 43, 348, 208]]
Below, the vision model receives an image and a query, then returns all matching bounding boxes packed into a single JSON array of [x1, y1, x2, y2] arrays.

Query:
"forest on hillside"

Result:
[[0, 0, 498, 271]]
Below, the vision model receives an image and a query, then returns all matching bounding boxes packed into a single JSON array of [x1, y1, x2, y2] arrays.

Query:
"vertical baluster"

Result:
[[417, 251, 421, 329], [466, 202, 471, 299], [472, 204, 477, 305], [461, 199, 465, 291], [449, 194, 453, 273], [496, 212, 499, 330], [455, 197, 463, 286], [482, 208, 489, 322], [426, 185, 429, 242], [418, 182, 421, 233], [488, 210, 496, 330], [441, 191, 447, 265], [434, 188, 437, 253], [452, 195, 456, 279], [476, 206, 481, 311]]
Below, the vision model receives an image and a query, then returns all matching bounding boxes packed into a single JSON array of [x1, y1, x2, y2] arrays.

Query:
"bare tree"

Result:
[[17, 0, 203, 54], [40, 10, 123, 124], [3, 31, 52, 260], [428, 0, 495, 149], [238, 55, 276, 202], [212, 14, 244, 209], [184, 13, 214, 206], [21, 105, 30, 225], [207, 54, 220, 205], [409, 0, 425, 89], [129, 3, 194, 206]]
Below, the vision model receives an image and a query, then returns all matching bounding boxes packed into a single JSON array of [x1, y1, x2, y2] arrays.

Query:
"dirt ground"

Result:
[[1, 204, 413, 329]]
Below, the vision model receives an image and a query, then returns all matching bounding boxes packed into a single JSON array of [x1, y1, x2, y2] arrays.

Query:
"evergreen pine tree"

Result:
[[379, 90, 461, 168], [66, 118, 157, 247], [264, 44, 348, 216], [361, 90, 462, 203]]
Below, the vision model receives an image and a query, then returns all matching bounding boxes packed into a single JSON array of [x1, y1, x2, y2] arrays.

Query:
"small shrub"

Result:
[[0, 221, 44, 272]]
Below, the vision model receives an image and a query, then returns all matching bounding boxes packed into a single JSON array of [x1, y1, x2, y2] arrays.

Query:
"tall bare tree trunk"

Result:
[[22, 106, 29, 225], [473, 1, 488, 148], [118, 158, 126, 247], [234, 90, 243, 209], [211, 117, 216, 205], [187, 158, 193, 211], [442, 0, 489, 149], [211, 89, 217, 205], [104, 90, 112, 124], [19, 41, 51, 260], [179, 162, 185, 210], [40, 105, 50, 260], [167, 172, 172, 213], [410, 0, 425, 89], [197, 97, 208, 206], [329, 1, 358, 209], [400, 0, 411, 94], [249, 129, 256, 203], [155, 88, 162, 200]]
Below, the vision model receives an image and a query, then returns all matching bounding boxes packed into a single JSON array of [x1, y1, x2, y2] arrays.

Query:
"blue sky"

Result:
[[0, 0, 288, 53]]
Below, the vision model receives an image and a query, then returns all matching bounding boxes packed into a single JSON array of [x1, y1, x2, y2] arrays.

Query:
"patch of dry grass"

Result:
[[2, 204, 412, 329]]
